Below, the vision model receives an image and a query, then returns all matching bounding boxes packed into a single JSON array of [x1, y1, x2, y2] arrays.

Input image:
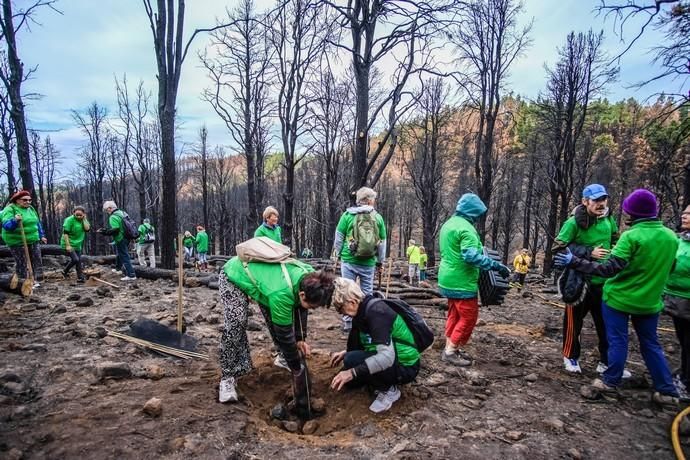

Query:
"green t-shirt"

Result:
[[195, 231, 209, 253], [1, 204, 41, 247], [603, 220, 679, 315], [60, 215, 90, 251], [223, 257, 314, 326], [137, 223, 154, 244], [183, 236, 195, 248], [556, 214, 618, 286], [419, 253, 428, 270], [665, 236, 690, 300], [254, 224, 282, 243], [335, 210, 387, 267], [438, 215, 482, 295]]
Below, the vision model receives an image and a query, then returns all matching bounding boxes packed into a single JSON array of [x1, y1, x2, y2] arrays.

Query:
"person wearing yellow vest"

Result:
[[512, 248, 531, 291], [406, 239, 421, 286], [1, 190, 47, 286], [419, 246, 428, 281]]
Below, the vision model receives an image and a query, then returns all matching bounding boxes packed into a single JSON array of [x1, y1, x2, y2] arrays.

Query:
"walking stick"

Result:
[[385, 258, 393, 298], [177, 234, 184, 333], [18, 220, 35, 296], [296, 311, 312, 420]]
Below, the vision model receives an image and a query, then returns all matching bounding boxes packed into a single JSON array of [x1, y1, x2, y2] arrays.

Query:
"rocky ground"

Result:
[[0, 256, 688, 459]]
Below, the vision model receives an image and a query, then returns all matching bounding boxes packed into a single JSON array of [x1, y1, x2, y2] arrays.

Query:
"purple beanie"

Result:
[[622, 189, 658, 218]]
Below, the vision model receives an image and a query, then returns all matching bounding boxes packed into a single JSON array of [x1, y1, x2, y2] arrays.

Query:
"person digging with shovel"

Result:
[[218, 256, 336, 418], [1, 190, 47, 287]]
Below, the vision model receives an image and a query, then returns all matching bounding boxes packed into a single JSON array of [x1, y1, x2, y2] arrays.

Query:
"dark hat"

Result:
[[10, 190, 31, 203], [622, 189, 658, 218], [582, 184, 608, 200]]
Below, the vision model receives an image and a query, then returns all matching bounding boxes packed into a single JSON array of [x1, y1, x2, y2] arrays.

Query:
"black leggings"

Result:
[[64, 250, 84, 279], [343, 350, 419, 391]]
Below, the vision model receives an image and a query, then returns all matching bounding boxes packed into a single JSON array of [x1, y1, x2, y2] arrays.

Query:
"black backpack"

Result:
[[365, 296, 435, 352], [116, 210, 140, 240], [142, 224, 156, 243]]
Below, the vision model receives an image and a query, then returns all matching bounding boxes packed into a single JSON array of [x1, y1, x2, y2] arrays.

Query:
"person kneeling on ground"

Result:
[[329, 278, 420, 413], [554, 189, 680, 405], [218, 256, 335, 407]]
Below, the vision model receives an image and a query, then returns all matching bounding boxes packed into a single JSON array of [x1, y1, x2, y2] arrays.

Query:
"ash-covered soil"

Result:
[[0, 262, 686, 459]]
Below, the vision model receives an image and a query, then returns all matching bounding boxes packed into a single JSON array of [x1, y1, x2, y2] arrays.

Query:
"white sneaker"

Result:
[[563, 357, 581, 373], [219, 377, 238, 403], [273, 354, 290, 371], [596, 362, 632, 379], [111, 269, 122, 274], [32, 282, 41, 288], [120, 276, 137, 281], [369, 385, 401, 413]]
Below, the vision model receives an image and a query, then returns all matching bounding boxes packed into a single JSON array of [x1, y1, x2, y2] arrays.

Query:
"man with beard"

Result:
[[552, 184, 628, 377]]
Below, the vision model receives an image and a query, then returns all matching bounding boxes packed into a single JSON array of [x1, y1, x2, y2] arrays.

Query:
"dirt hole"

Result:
[[238, 353, 419, 438]]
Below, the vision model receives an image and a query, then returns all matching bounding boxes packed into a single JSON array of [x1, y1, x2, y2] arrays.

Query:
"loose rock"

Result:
[[310, 398, 326, 413], [544, 416, 565, 432], [76, 298, 94, 308], [302, 420, 318, 435], [66, 293, 81, 301], [143, 397, 162, 417], [270, 403, 288, 420], [283, 421, 300, 433], [524, 373, 538, 382], [96, 362, 132, 381], [568, 448, 583, 459], [580, 385, 601, 400]]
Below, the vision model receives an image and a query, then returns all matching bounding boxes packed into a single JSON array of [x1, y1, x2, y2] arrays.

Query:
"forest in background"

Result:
[[0, 0, 688, 273]]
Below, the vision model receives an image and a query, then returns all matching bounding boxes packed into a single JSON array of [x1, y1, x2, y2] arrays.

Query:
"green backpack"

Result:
[[350, 211, 379, 258]]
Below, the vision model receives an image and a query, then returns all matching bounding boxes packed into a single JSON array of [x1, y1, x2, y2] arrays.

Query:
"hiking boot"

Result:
[[120, 276, 137, 281], [77, 277, 86, 284], [219, 377, 238, 403], [441, 350, 471, 367], [596, 362, 631, 379], [591, 378, 617, 393], [62, 269, 70, 279], [369, 385, 401, 413], [273, 354, 290, 371], [563, 357, 581, 373], [675, 380, 690, 402], [652, 391, 679, 407]]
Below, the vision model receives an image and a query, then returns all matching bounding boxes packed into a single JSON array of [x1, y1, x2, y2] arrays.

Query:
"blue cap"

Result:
[[582, 184, 608, 200]]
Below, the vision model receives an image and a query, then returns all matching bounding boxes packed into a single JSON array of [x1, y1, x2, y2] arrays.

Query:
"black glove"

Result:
[[291, 362, 312, 419]]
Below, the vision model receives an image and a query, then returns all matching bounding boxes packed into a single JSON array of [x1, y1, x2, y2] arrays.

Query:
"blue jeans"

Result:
[[341, 262, 375, 294], [602, 302, 677, 395], [341, 262, 376, 324], [115, 239, 136, 278]]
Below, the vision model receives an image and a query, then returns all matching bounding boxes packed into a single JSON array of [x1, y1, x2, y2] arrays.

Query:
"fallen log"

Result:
[[0, 273, 33, 296], [0, 244, 65, 258]]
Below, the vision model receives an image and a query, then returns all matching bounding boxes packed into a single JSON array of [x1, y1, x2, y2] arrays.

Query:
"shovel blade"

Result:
[[128, 317, 198, 352]]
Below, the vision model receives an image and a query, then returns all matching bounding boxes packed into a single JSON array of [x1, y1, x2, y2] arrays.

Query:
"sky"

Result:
[[16, 0, 672, 179]]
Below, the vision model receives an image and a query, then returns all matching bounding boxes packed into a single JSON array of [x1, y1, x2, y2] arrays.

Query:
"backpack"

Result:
[[350, 211, 379, 258], [235, 237, 304, 289], [236, 236, 292, 263], [365, 296, 434, 352], [143, 224, 156, 244], [116, 210, 140, 240]]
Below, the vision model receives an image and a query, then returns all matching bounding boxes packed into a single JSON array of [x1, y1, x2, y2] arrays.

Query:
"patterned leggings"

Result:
[[218, 275, 253, 379], [9, 244, 44, 281]]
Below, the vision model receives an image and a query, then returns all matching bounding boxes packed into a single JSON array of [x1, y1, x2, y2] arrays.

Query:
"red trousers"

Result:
[[445, 298, 479, 346]]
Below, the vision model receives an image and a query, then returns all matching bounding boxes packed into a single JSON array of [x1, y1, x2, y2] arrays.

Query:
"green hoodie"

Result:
[[665, 234, 690, 300], [223, 257, 314, 326], [603, 220, 678, 314], [1, 204, 41, 247], [438, 194, 487, 297]]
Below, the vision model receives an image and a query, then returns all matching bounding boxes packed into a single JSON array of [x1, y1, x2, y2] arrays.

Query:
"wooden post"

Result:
[[385, 258, 393, 298], [18, 220, 34, 297], [177, 234, 184, 333]]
